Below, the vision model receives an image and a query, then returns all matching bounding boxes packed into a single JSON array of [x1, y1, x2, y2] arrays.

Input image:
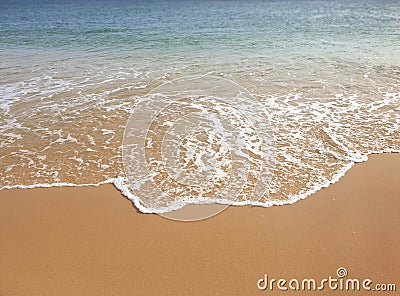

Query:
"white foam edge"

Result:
[[1, 149, 399, 214]]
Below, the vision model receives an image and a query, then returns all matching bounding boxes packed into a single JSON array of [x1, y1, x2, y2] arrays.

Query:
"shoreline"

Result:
[[2, 151, 399, 215], [1, 153, 400, 295]]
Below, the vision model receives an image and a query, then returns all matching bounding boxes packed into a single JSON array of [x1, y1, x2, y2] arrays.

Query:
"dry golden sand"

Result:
[[1, 153, 399, 295]]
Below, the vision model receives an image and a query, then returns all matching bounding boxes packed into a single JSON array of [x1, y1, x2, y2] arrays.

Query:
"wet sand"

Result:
[[1, 153, 399, 295]]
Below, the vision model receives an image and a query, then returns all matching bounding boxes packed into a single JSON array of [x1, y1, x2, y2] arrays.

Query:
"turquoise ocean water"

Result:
[[1, 0, 399, 213]]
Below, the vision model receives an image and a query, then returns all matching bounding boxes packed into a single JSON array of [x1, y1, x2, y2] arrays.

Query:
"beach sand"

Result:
[[1, 153, 399, 295]]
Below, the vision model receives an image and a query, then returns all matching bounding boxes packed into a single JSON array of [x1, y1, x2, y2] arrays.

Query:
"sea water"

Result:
[[1, 0, 399, 213]]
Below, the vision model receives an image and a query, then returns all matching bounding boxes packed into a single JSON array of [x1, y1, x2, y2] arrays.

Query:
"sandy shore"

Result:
[[1, 153, 399, 295]]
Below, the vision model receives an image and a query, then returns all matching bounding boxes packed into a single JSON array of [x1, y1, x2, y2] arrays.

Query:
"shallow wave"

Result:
[[2, 148, 399, 215], [1, 50, 399, 213]]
